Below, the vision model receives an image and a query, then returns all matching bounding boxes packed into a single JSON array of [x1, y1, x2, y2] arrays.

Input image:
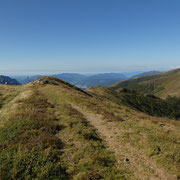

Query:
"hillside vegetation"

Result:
[[0, 77, 180, 179], [110, 68, 180, 98], [118, 89, 180, 120]]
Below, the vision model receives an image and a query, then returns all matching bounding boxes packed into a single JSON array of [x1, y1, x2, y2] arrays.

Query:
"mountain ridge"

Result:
[[131, 71, 161, 78], [14, 73, 127, 88], [109, 68, 180, 98], [0, 75, 20, 85]]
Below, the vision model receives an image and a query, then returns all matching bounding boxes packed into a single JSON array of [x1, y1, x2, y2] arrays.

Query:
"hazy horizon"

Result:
[[0, 66, 176, 76], [0, 68, 166, 76]]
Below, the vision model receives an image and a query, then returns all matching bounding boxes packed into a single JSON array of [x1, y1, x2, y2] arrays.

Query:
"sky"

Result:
[[0, 0, 180, 75]]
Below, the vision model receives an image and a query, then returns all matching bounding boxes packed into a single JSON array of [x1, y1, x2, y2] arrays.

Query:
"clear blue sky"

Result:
[[0, 0, 180, 75]]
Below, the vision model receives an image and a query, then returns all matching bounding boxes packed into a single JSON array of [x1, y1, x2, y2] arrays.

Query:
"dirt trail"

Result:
[[71, 104, 176, 180]]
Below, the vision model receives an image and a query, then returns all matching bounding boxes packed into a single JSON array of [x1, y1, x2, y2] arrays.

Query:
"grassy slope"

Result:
[[39, 84, 128, 180], [86, 86, 180, 178], [41, 83, 180, 178], [0, 78, 180, 179], [0, 82, 129, 179], [109, 68, 180, 98], [0, 85, 68, 179]]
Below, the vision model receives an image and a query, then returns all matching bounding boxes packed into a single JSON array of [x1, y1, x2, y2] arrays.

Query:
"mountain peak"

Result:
[[32, 76, 67, 85], [32, 76, 92, 97]]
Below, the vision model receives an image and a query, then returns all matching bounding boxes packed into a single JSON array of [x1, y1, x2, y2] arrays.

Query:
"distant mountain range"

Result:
[[14, 75, 42, 84], [132, 71, 161, 78], [10, 70, 166, 89], [71, 73, 127, 88], [109, 68, 180, 98], [0, 75, 20, 85], [13, 73, 127, 88]]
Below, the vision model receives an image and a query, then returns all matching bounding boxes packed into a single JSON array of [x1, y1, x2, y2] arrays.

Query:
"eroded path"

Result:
[[71, 104, 176, 180]]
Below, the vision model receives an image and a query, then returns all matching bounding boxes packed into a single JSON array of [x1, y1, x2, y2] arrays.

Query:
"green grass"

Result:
[[117, 119, 180, 175], [0, 84, 130, 179], [41, 85, 130, 179], [0, 86, 21, 107], [0, 89, 68, 179], [86, 85, 180, 177]]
